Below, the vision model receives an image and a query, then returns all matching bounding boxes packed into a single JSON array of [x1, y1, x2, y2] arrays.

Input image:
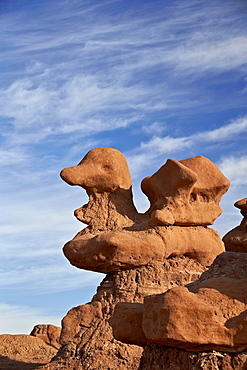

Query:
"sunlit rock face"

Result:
[[60, 148, 228, 273], [112, 199, 247, 358], [41, 148, 231, 370]]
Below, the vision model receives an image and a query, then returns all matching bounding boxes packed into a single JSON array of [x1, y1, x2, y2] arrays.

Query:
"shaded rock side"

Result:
[[41, 257, 205, 370], [139, 344, 247, 370], [223, 198, 247, 253]]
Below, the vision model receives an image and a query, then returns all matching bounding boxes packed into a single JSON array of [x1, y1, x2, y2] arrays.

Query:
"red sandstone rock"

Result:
[[223, 198, 247, 253], [139, 344, 247, 370], [113, 252, 247, 353], [30, 324, 61, 349], [141, 155, 230, 226], [49, 148, 233, 369], [61, 148, 227, 272], [43, 257, 205, 370]]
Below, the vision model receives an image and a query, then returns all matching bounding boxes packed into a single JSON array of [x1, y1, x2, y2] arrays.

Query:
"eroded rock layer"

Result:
[[42, 258, 205, 370]]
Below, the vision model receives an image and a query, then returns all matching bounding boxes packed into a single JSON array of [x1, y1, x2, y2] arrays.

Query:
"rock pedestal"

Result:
[[42, 148, 231, 369]]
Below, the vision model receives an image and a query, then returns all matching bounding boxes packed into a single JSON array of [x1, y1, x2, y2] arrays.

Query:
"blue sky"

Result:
[[0, 0, 247, 334]]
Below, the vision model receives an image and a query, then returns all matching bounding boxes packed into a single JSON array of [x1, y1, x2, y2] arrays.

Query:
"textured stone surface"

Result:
[[30, 324, 61, 349], [43, 257, 205, 370], [120, 252, 247, 352], [223, 198, 247, 253], [61, 148, 227, 273], [139, 344, 247, 370], [0, 334, 57, 370], [141, 155, 230, 226]]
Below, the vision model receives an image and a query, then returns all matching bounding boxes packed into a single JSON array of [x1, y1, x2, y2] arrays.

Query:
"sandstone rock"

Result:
[[223, 198, 247, 253], [114, 252, 247, 353], [141, 155, 230, 226], [61, 148, 227, 273], [30, 324, 61, 349], [0, 334, 57, 370], [44, 257, 205, 370], [139, 344, 247, 370], [111, 303, 146, 346], [52, 148, 231, 369]]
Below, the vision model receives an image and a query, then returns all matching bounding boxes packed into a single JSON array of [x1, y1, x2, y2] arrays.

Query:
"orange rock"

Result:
[[141, 156, 230, 226], [112, 252, 247, 352], [30, 324, 61, 349], [111, 302, 147, 346], [61, 148, 227, 273], [223, 198, 247, 253], [0, 334, 57, 369]]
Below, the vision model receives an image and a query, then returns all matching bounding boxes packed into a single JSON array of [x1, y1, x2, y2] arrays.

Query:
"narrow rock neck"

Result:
[[75, 188, 140, 232]]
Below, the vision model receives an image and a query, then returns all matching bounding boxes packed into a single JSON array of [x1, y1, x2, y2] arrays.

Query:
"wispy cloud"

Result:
[[218, 155, 247, 186], [127, 115, 247, 177], [0, 303, 61, 334], [1, 0, 247, 150]]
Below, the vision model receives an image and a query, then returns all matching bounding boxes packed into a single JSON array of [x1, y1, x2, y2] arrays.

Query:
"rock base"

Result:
[[139, 344, 247, 370]]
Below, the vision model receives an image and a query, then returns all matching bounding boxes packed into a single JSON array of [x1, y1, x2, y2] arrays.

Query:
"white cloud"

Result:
[[218, 155, 247, 186], [127, 115, 247, 178], [196, 116, 247, 142]]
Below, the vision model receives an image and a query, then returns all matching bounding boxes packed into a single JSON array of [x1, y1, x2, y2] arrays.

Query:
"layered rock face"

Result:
[[40, 148, 230, 370]]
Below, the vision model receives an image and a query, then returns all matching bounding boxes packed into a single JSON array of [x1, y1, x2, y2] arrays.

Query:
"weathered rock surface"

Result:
[[223, 198, 247, 253], [61, 148, 227, 273], [42, 257, 205, 370], [142, 155, 230, 226], [0, 334, 57, 370], [48, 147, 231, 369], [112, 252, 247, 353], [30, 324, 61, 349], [139, 344, 247, 370]]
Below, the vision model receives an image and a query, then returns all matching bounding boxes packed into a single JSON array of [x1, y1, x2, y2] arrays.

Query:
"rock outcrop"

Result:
[[61, 148, 228, 272], [30, 324, 61, 349], [41, 148, 230, 370], [112, 252, 247, 352], [223, 198, 247, 252]]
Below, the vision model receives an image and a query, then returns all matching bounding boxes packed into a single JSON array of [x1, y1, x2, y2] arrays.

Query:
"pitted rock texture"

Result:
[[41, 258, 205, 370], [139, 344, 247, 370], [223, 198, 247, 253], [61, 148, 228, 272]]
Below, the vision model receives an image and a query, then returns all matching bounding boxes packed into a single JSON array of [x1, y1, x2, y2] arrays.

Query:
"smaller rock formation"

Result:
[[112, 252, 247, 353], [223, 198, 247, 252], [30, 324, 61, 349], [142, 156, 230, 226]]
